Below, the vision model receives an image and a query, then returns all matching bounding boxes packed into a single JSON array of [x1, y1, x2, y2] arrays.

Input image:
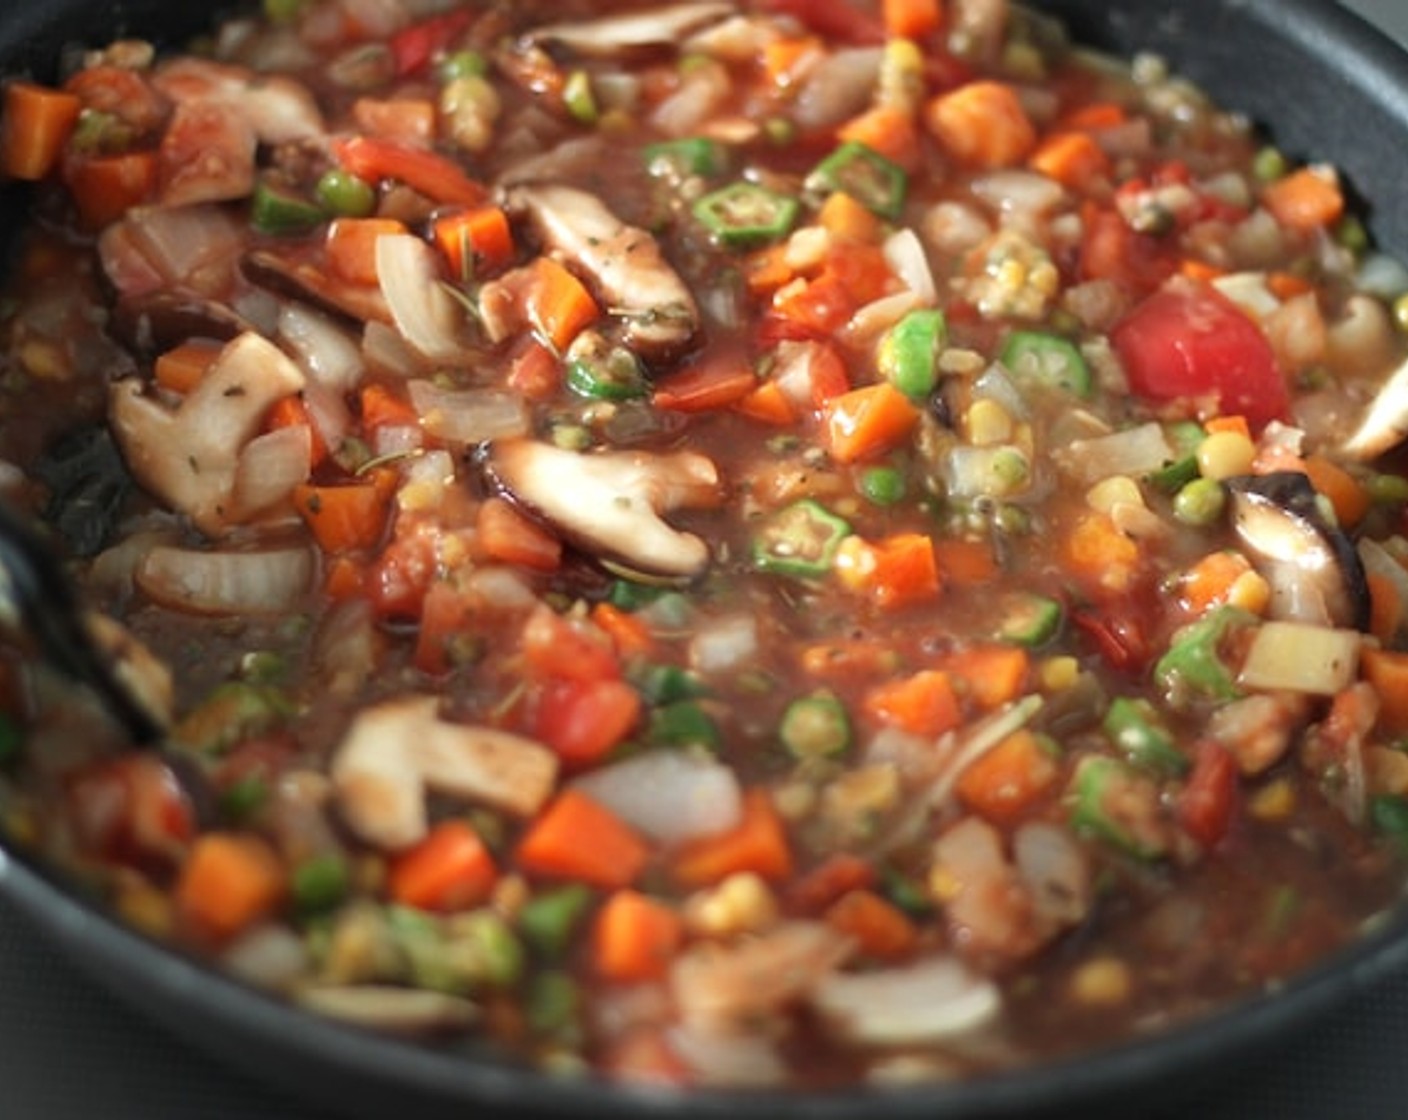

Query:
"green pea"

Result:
[[316, 169, 376, 218], [438, 50, 488, 83], [1252, 146, 1289, 183], [1173, 477, 1227, 526], [859, 465, 906, 506]]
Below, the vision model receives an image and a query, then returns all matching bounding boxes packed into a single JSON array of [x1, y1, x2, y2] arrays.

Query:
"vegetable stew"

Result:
[[2, 0, 1408, 1091]]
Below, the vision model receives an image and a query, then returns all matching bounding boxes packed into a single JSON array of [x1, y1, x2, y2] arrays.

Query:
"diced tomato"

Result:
[[389, 9, 474, 77], [1077, 206, 1176, 295], [761, 0, 886, 44], [1179, 740, 1239, 849], [1110, 278, 1289, 430], [1072, 605, 1152, 674], [520, 604, 621, 684], [366, 516, 442, 619], [66, 755, 196, 870], [534, 677, 642, 768], [414, 580, 475, 676]]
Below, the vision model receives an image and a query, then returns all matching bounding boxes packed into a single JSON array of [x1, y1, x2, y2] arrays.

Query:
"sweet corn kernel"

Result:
[[1226, 568, 1272, 615], [1086, 475, 1144, 515], [1197, 430, 1257, 480], [966, 398, 1014, 445], [1248, 777, 1297, 822], [685, 872, 780, 937], [928, 863, 963, 904], [1070, 956, 1133, 1008], [1039, 656, 1082, 692]]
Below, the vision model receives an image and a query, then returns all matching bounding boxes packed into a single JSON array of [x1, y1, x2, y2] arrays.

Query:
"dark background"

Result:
[[3, 1, 1408, 1117]]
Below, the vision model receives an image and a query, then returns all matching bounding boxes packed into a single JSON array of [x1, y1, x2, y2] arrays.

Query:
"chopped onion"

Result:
[[136, 544, 314, 615], [221, 924, 310, 990], [279, 304, 364, 393], [812, 956, 1001, 1046], [572, 750, 742, 844], [688, 613, 758, 675], [119, 203, 245, 287], [1357, 251, 1408, 300], [970, 170, 1065, 216], [1211, 271, 1280, 319], [793, 47, 882, 131], [1053, 421, 1173, 486], [1359, 540, 1408, 644], [406, 379, 530, 447], [376, 233, 466, 363], [883, 229, 937, 303], [362, 319, 430, 378], [1238, 621, 1361, 695], [1013, 821, 1091, 928], [297, 986, 477, 1035], [842, 291, 923, 348], [666, 1024, 787, 1088], [230, 423, 311, 518], [651, 60, 729, 137]]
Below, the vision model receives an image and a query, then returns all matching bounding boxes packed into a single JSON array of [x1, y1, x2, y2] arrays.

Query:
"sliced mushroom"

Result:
[[151, 58, 325, 145], [482, 438, 722, 580], [110, 291, 253, 356], [243, 249, 392, 325], [1341, 352, 1408, 461], [504, 183, 699, 363], [527, 2, 734, 58], [1226, 471, 1370, 630], [109, 331, 307, 535], [297, 986, 478, 1035], [331, 694, 559, 851], [811, 956, 1001, 1047]]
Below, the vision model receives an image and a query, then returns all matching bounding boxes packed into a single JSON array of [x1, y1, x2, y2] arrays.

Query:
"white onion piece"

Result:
[[793, 48, 882, 131], [221, 924, 310, 990], [136, 544, 315, 615], [1053, 422, 1173, 486], [651, 60, 729, 137], [462, 566, 539, 613], [230, 423, 311, 519], [298, 986, 477, 1035], [279, 304, 364, 393], [362, 319, 430, 378], [1359, 540, 1408, 644], [116, 203, 245, 287], [883, 229, 937, 303], [572, 751, 742, 845], [1013, 821, 1091, 928], [688, 614, 758, 675], [811, 956, 1001, 1046], [302, 381, 352, 454], [666, 1025, 787, 1088], [841, 291, 924, 349], [371, 423, 424, 459], [406, 380, 530, 447], [376, 233, 466, 363], [970, 170, 1065, 216], [1357, 251, 1408, 300], [1238, 621, 1361, 696]]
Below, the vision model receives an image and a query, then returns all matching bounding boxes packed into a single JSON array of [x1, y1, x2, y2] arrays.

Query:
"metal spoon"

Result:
[[0, 500, 165, 745]]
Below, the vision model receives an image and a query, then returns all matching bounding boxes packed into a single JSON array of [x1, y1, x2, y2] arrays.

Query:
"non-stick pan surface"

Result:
[[3, 1, 1408, 1117]]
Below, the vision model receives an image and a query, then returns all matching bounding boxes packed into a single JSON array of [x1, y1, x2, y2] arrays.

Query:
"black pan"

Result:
[[3, 1, 1408, 1117]]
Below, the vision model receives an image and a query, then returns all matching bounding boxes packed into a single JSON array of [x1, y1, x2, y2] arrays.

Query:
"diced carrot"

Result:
[[590, 601, 654, 661], [942, 644, 1030, 709], [825, 889, 918, 960], [883, 0, 942, 39], [1204, 414, 1251, 440], [1362, 647, 1408, 734], [822, 382, 920, 464], [154, 339, 222, 395], [331, 135, 486, 207], [477, 496, 562, 572], [924, 80, 1036, 169], [1028, 130, 1109, 189], [1179, 551, 1256, 617], [1058, 101, 1128, 132], [800, 638, 903, 682], [2, 81, 81, 180], [744, 243, 796, 297], [62, 150, 158, 230], [326, 217, 409, 286], [265, 394, 330, 468], [359, 382, 419, 431], [292, 470, 397, 554], [351, 97, 436, 145], [837, 105, 920, 170], [1303, 454, 1371, 529], [324, 555, 367, 601], [671, 788, 793, 889], [387, 819, 498, 912], [761, 36, 822, 88], [1368, 571, 1405, 647], [593, 889, 685, 982], [516, 790, 649, 890], [653, 355, 758, 413], [175, 833, 286, 943], [734, 378, 798, 426], [520, 603, 620, 684], [783, 853, 877, 915], [1263, 165, 1345, 232], [1179, 258, 1227, 285], [955, 728, 1059, 826], [432, 204, 516, 281], [535, 677, 642, 768], [524, 256, 599, 353], [1064, 511, 1141, 598], [863, 668, 962, 737], [932, 538, 997, 585], [835, 532, 942, 610], [1267, 270, 1315, 300], [818, 190, 885, 245]]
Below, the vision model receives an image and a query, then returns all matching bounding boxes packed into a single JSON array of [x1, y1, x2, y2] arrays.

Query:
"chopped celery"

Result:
[[519, 884, 595, 960], [806, 141, 908, 220], [878, 309, 947, 399], [1069, 756, 1168, 861], [1154, 607, 1252, 709], [752, 499, 852, 578], [1103, 696, 1189, 776], [1000, 330, 1092, 397], [693, 182, 798, 248], [996, 592, 1063, 648], [644, 136, 724, 179], [780, 690, 851, 758], [650, 699, 721, 750]]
